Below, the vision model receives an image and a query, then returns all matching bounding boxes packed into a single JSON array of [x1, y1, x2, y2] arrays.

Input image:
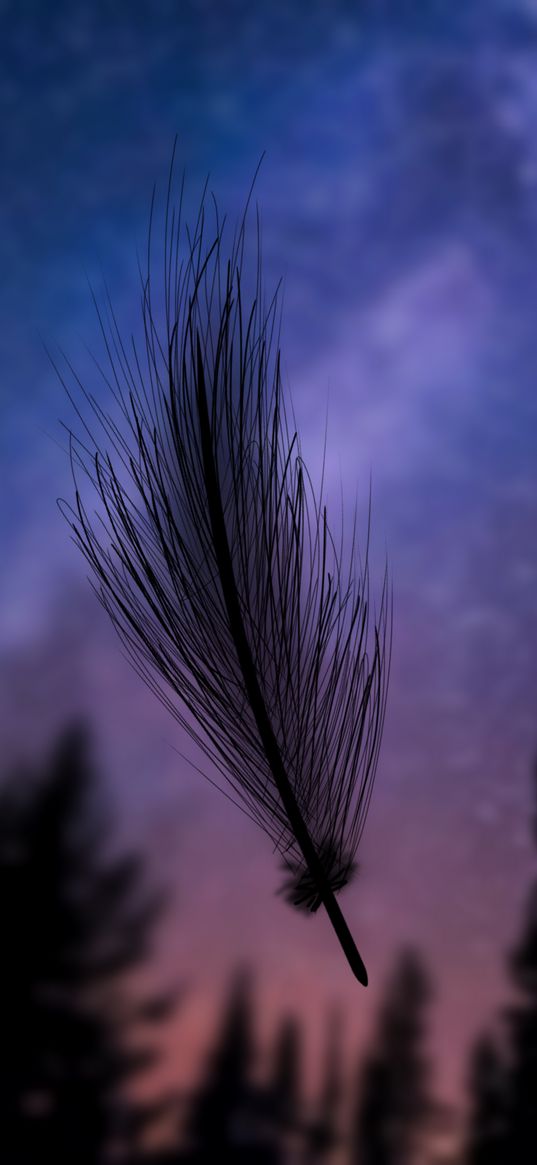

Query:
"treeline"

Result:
[[0, 726, 536, 1164]]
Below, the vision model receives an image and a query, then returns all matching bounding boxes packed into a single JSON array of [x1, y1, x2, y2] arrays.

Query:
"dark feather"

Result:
[[58, 154, 392, 985]]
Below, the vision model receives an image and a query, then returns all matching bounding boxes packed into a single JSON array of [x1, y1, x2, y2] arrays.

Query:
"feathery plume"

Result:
[[58, 152, 392, 985]]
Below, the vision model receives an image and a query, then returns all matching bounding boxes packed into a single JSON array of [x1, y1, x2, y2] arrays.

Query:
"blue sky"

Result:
[[2, 0, 537, 1102]]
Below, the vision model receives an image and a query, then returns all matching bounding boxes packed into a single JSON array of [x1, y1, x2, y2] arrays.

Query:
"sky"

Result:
[[2, 0, 537, 1110]]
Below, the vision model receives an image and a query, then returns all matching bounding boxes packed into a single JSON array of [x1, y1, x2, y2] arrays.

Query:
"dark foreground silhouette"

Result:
[[1, 725, 536, 1163], [464, 758, 537, 1165], [0, 725, 176, 1165]]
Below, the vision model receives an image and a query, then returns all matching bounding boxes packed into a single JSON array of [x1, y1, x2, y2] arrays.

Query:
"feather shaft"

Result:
[[195, 335, 368, 985]]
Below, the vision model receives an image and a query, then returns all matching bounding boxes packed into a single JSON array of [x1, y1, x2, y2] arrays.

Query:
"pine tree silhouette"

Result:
[[465, 1034, 507, 1165], [267, 1015, 302, 1158], [186, 969, 279, 1163], [306, 1009, 343, 1163], [351, 950, 433, 1165], [0, 724, 174, 1165], [352, 1053, 390, 1165], [501, 755, 537, 1164]]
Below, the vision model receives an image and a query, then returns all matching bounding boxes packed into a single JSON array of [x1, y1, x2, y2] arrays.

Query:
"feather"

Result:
[[58, 156, 392, 986]]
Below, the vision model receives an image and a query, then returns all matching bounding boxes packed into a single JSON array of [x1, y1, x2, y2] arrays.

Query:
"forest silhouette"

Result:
[[1, 725, 535, 1164]]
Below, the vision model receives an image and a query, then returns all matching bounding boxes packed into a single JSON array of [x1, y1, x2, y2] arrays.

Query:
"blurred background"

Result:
[[1, 1, 537, 1161]]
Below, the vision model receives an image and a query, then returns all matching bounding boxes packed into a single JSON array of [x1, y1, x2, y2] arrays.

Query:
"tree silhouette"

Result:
[[465, 1034, 507, 1165], [351, 949, 433, 1165], [306, 1009, 343, 1163], [501, 755, 537, 1163], [462, 754, 537, 1165], [0, 724, 174, 1165], [505, 895, 537, 1162], [267, 1015, 302, 1156], [185, 969, 278, 1162], [353, 1053, 391, 1165]]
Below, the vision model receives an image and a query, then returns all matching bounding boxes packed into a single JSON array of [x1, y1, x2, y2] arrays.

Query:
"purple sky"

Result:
[[2, 0, 537, 1107]]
